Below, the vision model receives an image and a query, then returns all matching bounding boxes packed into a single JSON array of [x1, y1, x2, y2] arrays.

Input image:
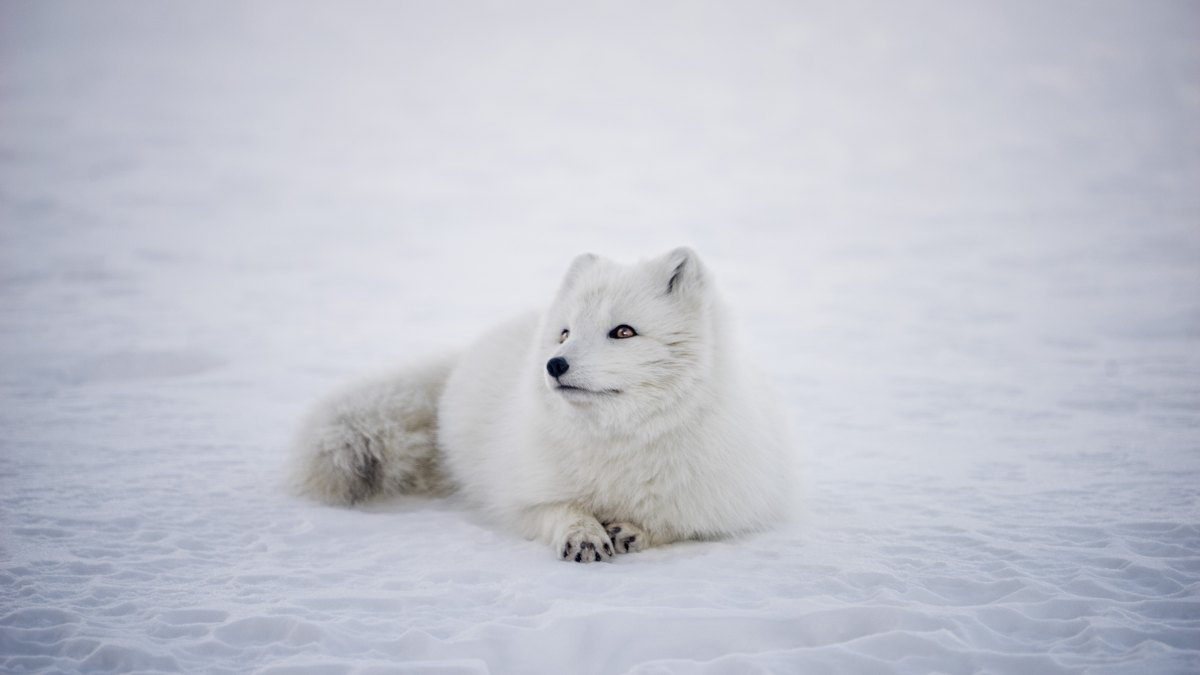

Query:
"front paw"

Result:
[[603, 521, 646, 554], [559, 520, 614, 563]]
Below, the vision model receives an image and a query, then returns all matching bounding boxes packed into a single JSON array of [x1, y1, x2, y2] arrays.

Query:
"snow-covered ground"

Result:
[[2, 1, 1198, 673]]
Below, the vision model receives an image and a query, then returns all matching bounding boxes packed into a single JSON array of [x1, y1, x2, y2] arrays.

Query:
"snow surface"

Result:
[[2, 1, 1199, 673]]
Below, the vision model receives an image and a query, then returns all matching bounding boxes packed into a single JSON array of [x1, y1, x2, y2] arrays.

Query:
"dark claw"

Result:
[[603, 544, 613, 556], [575, 552, 583, 562], [562, 544, 570, 558], [624, 535, 636, 552], [580, 541, 594, 550], [609, 526, 622, 535]]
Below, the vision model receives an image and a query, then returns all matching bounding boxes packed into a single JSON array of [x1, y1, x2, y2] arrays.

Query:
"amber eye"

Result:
[[609, 325, 637, 339], [559, 329, 569, 343]]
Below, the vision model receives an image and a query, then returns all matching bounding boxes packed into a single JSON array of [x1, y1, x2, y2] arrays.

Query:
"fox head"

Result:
[[537, 247, 718, 430]]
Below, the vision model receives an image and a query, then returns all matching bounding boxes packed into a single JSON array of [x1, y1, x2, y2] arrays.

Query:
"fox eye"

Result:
[[559, 329, 569, 343], [609, 325, 637, 339]]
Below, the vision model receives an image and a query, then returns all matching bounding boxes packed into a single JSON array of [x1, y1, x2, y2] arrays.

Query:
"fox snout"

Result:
[[546, 357, 569, 378]]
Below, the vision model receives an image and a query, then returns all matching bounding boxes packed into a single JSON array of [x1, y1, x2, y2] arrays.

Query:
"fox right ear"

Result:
[[558, 252, 598, 293]]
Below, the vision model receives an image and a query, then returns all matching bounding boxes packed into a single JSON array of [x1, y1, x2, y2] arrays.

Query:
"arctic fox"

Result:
[[293, 247, 795, 562]]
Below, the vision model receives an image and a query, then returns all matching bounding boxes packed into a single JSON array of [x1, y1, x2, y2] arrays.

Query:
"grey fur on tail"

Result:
[[291, 355, 456, 504]]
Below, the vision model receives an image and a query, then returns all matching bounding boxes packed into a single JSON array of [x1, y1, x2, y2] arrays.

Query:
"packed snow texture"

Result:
[[2, 1, 1199, 673]]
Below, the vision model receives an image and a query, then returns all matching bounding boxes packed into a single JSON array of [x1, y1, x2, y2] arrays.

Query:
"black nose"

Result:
[[546, 357, 570, 378]]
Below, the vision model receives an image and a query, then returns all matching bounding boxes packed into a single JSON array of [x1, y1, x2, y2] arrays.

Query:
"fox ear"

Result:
[[559, 252, 599, 293], [661, 246, 705, 296]]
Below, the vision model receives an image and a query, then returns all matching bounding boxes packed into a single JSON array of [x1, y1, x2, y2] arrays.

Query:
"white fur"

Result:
[[293, 247, 796, 562]]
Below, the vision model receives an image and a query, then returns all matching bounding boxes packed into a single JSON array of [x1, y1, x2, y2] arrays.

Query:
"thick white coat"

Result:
[[294, 248, 796, 561]]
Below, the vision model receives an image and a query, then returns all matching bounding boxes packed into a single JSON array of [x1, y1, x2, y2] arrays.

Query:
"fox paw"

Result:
[[603, 521, 646, 554], [559, 520, 614, 563]]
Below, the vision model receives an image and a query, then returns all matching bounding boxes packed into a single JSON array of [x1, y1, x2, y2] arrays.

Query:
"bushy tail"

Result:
[[291, 354, 457, 505]]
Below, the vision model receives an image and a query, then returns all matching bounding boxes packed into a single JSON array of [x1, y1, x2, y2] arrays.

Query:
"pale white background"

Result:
[[1, 2, 1198, 673]]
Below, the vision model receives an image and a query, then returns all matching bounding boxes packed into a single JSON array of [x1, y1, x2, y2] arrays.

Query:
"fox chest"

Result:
[[554, 444, 698, 524]]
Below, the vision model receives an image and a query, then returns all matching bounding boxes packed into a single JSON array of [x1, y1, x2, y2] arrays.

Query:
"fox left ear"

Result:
[[661, 246, 706, 296]]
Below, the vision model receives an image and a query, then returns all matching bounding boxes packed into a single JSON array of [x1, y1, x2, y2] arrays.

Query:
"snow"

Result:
[[2, 1, 1198, 673]]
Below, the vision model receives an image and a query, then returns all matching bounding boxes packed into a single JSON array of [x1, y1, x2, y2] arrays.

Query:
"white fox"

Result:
[[293, 247, 796, 562]]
